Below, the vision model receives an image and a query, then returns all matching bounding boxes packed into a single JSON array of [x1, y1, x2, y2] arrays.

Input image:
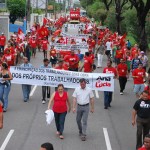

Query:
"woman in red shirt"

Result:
[[0, 103, 3, 129], [48, 84, 71, 139]]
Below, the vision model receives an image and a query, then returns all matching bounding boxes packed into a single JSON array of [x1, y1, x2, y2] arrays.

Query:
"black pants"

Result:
[[136, 116, 150, 149], [42, 86, 50, 100], [43, 50, 47, 58], [54, 112, 67, 135], [69, 68, 78, 72], [0, 45, 4, 54], [119, 76, 127, 92]]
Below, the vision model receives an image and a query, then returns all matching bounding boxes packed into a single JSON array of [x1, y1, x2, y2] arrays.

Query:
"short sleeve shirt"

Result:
[[133, 99, 150, 119], [72, 87, 94, 105]]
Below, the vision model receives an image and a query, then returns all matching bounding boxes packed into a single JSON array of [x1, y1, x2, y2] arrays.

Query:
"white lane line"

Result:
[[0, 129, 14, 150], [103, 128, 112, 150], [95, 90, 99, 98], [30, 85, 37, 97]]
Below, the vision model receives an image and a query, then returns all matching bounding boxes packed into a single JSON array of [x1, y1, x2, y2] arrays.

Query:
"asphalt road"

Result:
[[0, 27, 137, 150]]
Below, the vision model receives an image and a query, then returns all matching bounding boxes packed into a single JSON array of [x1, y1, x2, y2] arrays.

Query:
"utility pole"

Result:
[[36, 0, 38, 8], [45, 0, 48, 17], [26, 0, 31, 22]]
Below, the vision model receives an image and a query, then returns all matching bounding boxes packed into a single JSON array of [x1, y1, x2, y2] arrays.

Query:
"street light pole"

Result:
[[45, 0, 48, 17]]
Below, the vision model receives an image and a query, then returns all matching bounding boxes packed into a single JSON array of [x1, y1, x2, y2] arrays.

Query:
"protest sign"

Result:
[[10, 67, 114, 91]]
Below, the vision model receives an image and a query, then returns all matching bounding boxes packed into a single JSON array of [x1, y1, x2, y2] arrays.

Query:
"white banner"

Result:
[[53, 44, 88, 54], [10, 67, 114, 91], [61, 32, 90, 38]]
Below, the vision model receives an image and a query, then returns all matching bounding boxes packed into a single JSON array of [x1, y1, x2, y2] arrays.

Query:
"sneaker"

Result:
[[81, 135, 86, 141], [3, 109, 7, 112], [104, 106, 108, 109], [42, 100, 46, 104], [120, 92, 123, 95]]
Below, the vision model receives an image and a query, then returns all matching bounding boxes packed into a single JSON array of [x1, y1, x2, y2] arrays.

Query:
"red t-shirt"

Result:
[[0, 36, 6, 46], [115, 49, 124, 59], [0, 104, 2, 112], [132, 68, 145, 84], [65, 54, 79, 69], [84, 56, 93, 72], [30, 40, 37, 48], [53, 91, 68, 113], [41, 40, 49, 50], [117, 63, 128, 77], [50, 49, 56, 57], [55, 64, 68, 70], [3, 54, 14, 66], [103, 67, 117, 76], [138, 147, 147, 150]]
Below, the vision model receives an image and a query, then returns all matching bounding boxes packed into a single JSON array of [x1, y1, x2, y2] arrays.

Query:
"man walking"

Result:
[[132, 63, 146, 98], [72, 78, 94, 141], [40, 58, 51, 104], [20, 57, 33, 102], [117, 59, 128, 95], [103, 60, 117, 109], [132, 91, 150, 150]]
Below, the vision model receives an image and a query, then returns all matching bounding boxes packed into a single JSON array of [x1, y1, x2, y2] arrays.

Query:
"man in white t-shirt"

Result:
[[72, 78, 94, 141], [105, 39, 112, 59]]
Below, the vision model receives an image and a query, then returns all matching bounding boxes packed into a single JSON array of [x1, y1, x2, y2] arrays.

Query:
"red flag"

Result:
[[120, 33, 127, 47], [18, 28, 24, 40], [43, 18, 48, 25]]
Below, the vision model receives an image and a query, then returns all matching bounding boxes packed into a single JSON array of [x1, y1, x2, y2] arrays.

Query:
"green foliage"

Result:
[[127, 34, 137, 46], [0, 8, 7, 13], [7, 0, 26, 18], [123, 8, 139, 42], [104, 7, 116, 32], [33, 8, 43, 15]]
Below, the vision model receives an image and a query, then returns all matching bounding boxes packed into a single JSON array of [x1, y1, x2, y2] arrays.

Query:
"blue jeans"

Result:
[[22, 84, 31, 101], [0, 84, 11, 110], [54, 111, 67, 135], [104, 91, 113, 107]]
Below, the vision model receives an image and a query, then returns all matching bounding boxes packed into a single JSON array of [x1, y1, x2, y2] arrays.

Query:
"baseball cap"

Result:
[[140, 51, 144, 54]]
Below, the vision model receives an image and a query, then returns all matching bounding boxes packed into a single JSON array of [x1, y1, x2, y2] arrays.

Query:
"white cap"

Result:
[[1, 32, 4, 34]]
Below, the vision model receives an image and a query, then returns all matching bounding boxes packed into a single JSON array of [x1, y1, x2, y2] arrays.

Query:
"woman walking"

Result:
[[48, 84, 71, 139], [0, 62, 13, 112]]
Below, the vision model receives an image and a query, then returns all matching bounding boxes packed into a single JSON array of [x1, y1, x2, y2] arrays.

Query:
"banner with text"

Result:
[[10, 67, 114, 91], [53, 44, 88, 54]]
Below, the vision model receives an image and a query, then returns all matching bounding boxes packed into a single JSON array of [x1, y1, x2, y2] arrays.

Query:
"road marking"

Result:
[[103, 128, 112, 150], [0, 129, 14, 150], [30, 85, 37, 97], [95, 90, 99, 98]]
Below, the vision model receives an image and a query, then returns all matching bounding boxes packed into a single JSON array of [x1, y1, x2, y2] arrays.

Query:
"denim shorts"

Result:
[[133, 84, 144, 94]]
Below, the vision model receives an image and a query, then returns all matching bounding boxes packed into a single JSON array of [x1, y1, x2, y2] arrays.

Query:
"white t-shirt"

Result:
[[72, 87, 94, 105], [105, 41, 112, 51]]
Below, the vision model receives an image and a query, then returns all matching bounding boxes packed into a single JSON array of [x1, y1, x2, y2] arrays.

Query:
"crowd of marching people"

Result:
[[0, 14, 150, 150]]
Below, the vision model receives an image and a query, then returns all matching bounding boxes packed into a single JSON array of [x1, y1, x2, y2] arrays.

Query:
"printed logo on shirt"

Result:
[[140, 101, 150, 108]]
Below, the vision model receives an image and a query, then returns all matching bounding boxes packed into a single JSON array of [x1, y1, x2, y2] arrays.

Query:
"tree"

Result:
[[7, 0, 26, 23], [129, 0, 150, 51], [102, 0, 128, 34]]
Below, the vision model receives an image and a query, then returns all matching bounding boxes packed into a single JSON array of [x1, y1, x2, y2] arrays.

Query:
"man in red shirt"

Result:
[[0, 103, 3, 129], [132, 63, 146, 98], [0, 33, 6, 53], [103, 60, 117, 109], [80, 52, 93, 72], [64, 50, 79, 71], [57, 36, 65, 44], [55, 60, 68, 70], [115, 47, 124, 65], [41, 37, 49, 58], [138, 134, 150, 150], [117, 59, 128, 95], [29, 36, 37, 58]]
